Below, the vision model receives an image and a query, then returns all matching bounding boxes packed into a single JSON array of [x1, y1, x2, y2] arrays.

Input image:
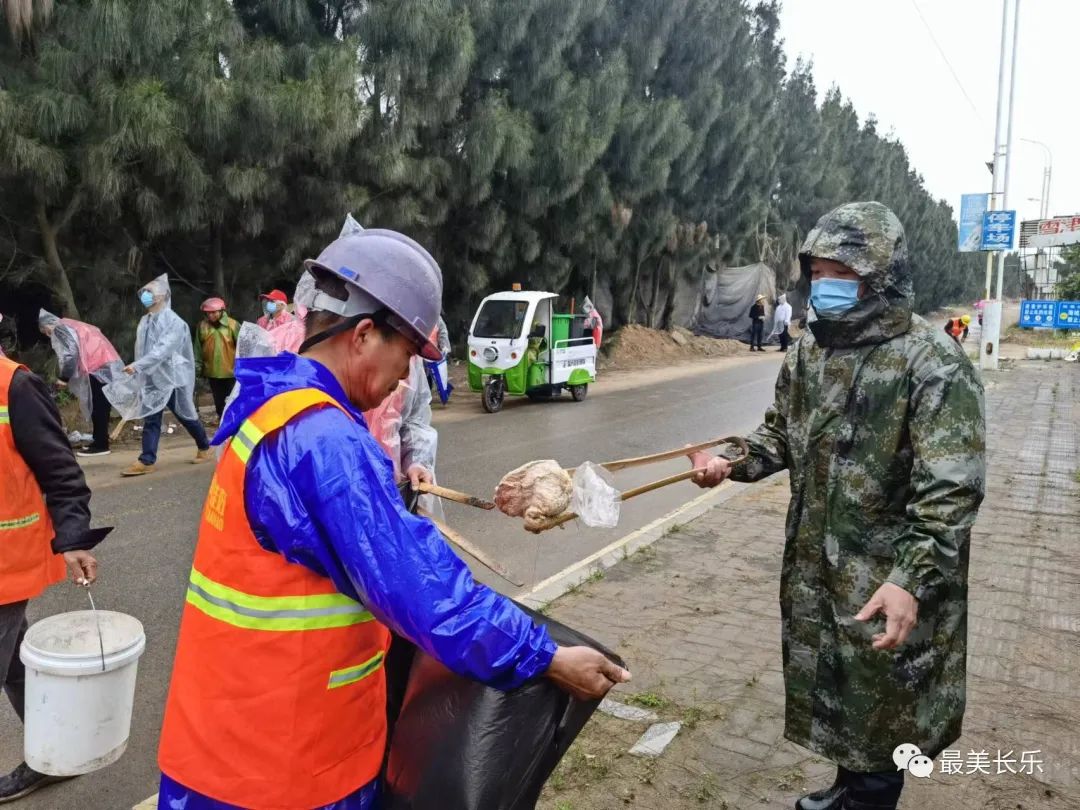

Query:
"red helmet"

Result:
[[201, 297, 226, 313]]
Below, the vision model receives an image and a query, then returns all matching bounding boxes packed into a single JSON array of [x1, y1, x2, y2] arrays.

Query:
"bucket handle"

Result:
[[85, 589, 107, 672]]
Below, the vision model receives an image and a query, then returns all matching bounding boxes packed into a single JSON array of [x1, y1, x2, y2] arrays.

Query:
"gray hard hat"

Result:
[[303, 229, 444, 361]]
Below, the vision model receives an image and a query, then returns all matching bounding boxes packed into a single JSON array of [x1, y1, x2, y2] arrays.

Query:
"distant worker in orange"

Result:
[[944, 314, 970, 344]]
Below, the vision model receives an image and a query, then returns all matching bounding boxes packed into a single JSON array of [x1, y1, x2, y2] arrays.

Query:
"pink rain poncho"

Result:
[[39, 309, 123, 423]]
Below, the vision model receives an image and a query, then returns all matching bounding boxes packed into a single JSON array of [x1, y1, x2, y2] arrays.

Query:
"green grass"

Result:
[[1005, 324, 1080, 348], [693, 773, 721, 804], [625, 690, 670, 710]]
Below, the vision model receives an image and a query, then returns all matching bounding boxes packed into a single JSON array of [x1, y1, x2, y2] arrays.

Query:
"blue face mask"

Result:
[[263, 301, 278, 316], [810, 278, 862, 317], [139, 290, 155, 308]]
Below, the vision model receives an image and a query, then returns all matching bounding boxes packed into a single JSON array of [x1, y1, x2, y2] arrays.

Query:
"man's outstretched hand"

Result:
[[546, 645, 631, 701], [687, 451, 732, 488]]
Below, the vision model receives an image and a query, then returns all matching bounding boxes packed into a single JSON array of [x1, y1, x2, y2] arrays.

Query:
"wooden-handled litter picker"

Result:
[[531, 436, 750, 533]]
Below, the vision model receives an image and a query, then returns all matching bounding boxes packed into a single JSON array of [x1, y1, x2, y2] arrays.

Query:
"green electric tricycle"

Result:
[[467, 290, 598, 413]]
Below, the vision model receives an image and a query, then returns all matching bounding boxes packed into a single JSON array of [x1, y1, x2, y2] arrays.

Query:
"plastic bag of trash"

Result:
[[570, 461, 621, 528], [381, 605, 623, 810]]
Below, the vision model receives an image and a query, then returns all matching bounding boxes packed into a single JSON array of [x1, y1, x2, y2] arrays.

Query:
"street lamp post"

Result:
[[1020, 138, 1052, 220]]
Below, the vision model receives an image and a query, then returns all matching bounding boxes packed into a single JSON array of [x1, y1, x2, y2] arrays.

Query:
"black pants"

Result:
[[0, 600, 28, 723], [839, 765, 904, 807], [778, 326, 790, 351], [89, 375, 112, 451], [750, 320, 764, 349], [207, 377, 236, 420]]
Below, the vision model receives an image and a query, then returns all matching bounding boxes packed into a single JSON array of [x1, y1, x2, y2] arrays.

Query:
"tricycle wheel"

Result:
[[570, 384, 588, 402], [482, 378, 505, 413]]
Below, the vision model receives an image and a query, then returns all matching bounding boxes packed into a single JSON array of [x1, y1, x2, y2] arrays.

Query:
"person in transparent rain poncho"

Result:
[[38, 309, 124, 457], [115, 274, 211, 476]]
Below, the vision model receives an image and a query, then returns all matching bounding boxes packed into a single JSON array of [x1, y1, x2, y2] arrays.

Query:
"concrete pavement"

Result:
[[537, 360, 1080, 810], [0, 351, 784, 810]]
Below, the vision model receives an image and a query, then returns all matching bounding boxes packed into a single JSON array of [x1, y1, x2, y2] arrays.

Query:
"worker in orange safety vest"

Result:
[[0, 356, 109, 803], [157, 230, 630, 810]]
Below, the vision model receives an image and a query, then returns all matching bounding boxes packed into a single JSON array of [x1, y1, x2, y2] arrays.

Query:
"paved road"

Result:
[[0, 352, 782, 810]]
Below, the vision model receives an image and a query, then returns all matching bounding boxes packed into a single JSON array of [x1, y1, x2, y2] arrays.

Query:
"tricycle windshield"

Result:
[[473, 299, 530, 339]]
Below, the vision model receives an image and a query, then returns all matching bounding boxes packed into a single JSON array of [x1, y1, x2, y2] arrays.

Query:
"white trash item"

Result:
[[20, 610, 146, 776]]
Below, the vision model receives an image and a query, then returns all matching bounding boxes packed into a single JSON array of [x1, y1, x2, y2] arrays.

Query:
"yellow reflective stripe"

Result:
[[229, 419, 265, 465], [185, 568, 374, 632], [0, 512, 40, 531], [328, 651, 386, 689], [0, 405, 9, 425]]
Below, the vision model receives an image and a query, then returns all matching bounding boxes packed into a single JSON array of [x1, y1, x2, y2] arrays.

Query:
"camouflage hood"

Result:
[[798, 201, 913, 348]]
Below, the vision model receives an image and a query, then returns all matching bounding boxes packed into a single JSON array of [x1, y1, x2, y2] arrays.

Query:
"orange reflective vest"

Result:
[[0, 358, 65, 605], [947, 318, 964, 338], [158, 388, 392, 809]]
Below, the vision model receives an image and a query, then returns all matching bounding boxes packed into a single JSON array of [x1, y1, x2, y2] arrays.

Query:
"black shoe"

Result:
[[77, 446, 111, 457], [0, 763, 73, 803], [795, 779, 847, 810]]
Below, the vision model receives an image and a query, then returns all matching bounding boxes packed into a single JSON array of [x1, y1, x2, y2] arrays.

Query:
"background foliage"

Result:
[[1, 0, 986, 352]]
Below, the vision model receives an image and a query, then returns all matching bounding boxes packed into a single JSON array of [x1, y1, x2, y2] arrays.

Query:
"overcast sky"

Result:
[[778, 0, 1077, 227]]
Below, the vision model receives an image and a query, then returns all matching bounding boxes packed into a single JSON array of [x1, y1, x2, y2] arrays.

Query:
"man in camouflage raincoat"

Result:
[[690, 202, 985, 810]]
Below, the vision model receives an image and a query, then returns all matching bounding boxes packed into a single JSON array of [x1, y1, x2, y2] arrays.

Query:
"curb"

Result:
[[518, 480, 745, 610]]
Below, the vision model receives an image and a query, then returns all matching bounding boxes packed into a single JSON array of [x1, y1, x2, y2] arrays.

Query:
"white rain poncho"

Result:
[[770, 294, 793, 339], [39, 309, 123, 423], [436, 316, 451, 357], [104, 274, 199, 422]]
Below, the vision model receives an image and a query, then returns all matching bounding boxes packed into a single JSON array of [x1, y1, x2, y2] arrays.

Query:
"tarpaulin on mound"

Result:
[[692, 262, 777, 342]]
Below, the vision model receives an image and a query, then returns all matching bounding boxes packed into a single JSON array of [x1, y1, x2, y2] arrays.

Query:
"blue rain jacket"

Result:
[[159, 353, 555, 810]]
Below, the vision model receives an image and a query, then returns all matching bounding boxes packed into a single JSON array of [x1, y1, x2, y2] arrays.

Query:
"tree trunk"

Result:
[[660, 258, 679, 330], [211, 223, 226, 297], [627, 243, 646, 326], [646, 257, 664, 328], [34, 199, 79, 318]]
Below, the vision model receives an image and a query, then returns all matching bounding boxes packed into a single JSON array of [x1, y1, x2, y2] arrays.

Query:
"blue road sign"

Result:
[[1054, 301, 1080, 330], [1018, 300, 1057, 328], [981, 210, 1016, 251], [1019, 300, 1080, 329], [958, 194, 988, 252]]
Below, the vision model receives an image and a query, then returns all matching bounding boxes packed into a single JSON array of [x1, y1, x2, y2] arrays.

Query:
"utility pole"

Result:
[[980, 0, 1021, 372]]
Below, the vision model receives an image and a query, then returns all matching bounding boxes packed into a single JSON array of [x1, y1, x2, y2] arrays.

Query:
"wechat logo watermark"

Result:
[[893, 744, 1044, 778], [893, 744, 934, 778]]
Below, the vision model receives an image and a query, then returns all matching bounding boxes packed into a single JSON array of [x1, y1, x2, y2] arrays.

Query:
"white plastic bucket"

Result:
[[20, 610, 146, 776]]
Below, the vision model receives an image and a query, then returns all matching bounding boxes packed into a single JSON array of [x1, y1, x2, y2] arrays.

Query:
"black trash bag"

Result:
[[380, 604, 623, 810]]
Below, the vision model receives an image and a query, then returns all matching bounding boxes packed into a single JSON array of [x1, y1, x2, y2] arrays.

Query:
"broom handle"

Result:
[[428, 516, 525, 587], [109, 419, 128, 442]]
